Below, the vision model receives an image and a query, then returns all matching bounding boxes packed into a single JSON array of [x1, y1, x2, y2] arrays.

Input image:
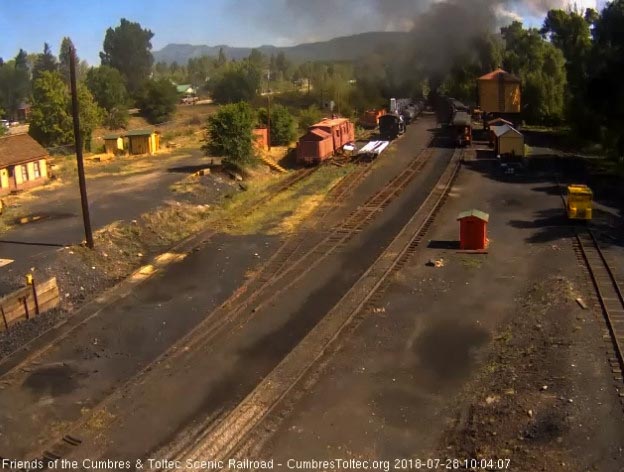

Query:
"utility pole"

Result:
[[69, 46, 94, 249], [267, 70, 272, 151]]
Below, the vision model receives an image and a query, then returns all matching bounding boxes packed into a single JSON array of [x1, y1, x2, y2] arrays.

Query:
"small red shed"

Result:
[[253, 127, 268, 150], [457, 209, 489, 251]]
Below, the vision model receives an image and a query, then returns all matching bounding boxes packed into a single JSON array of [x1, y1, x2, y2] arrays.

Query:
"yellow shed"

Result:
[[478, 69, 521, 114], [491, 124, 524, 158], [103, 134, 125, 155], [126, 130, 160, 155]]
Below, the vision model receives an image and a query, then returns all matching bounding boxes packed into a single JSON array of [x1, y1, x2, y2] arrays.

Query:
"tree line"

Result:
[[435, 2, 624, 157], [4, 2, 624, 158], [0, 19, 179, 149]]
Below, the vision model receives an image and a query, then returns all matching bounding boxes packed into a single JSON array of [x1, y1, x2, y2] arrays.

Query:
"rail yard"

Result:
[[3, 1, 624, 470], [1, 97, 623, 470]]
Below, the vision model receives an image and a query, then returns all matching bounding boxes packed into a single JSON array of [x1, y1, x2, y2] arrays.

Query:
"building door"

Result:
[[465, 219, 483, 250], [7, 166, 16, 190]]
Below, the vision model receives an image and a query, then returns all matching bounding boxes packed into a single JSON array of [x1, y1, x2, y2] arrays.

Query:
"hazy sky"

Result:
[[0, 0, 603, 65]]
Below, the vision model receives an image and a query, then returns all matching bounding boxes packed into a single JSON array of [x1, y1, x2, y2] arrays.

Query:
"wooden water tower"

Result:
[[477, 69, 521, 115]]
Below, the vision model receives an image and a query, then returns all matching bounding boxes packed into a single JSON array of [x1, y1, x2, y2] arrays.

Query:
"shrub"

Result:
[[258, 104, 297, 146], [136, 79, 178, 124], [298, 105, 323, 131], [203, 102, 257, 167]]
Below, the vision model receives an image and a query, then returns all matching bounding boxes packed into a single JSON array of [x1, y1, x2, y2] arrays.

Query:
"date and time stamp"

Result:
[[1, 458, 512, 471]]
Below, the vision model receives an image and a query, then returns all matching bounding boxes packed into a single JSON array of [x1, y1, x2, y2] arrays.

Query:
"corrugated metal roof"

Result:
[[0, 133, 48, 168], [491, 124, 523, 138], [457, 209, 489, 222], [478, 68, 521, 83], [103, 133, 122, 140]]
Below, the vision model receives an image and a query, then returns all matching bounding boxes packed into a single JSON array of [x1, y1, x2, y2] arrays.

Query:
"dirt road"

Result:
[[0, 149, 210, 293]]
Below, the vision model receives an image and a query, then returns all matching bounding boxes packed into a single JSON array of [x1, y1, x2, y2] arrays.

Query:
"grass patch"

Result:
[[170, 175, 203, 196], [221, 164, 353, 235], [461, 256, 483, 269]]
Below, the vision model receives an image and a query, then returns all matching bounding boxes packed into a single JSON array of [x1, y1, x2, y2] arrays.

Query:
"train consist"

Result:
[[451, 111, 472, 147], [436, 96, 473, 147], [296, 117, 355, 165], [296, 97, 424, 165], [378, 98, 424, 140]]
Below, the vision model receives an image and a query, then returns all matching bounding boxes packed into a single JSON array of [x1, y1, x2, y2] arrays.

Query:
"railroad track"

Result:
[[164, 148, 463, 469], [231, 147, 463, 463], [574, 229, 624, 383], [17, 145, 436, 466], [555, 172, 624, 397], [0, 165, 321, 379], [144, 146, 435, 357]]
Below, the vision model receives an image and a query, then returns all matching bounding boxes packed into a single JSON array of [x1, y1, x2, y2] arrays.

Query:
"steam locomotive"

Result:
[[378, 98, 425, 140]]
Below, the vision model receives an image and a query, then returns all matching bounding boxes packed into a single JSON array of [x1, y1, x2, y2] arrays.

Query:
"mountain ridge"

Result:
[[153, 31, 411, 64]]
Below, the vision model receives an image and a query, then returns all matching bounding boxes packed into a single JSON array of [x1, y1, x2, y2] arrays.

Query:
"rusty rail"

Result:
[[575, 230, 624, 375], [169, 148, 463, 468], [24, 144, 438, 469]]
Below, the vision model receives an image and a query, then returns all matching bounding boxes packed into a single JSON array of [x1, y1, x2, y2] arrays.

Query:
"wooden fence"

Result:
[[0, 277, 59, 332]]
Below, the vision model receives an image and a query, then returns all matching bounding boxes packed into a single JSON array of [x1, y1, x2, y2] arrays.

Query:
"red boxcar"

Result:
[[359, 109, 385, 129], [296, 118, 354, 164]]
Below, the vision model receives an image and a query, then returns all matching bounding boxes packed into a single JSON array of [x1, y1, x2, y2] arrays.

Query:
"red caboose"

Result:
[[297, 118, 354, 165]]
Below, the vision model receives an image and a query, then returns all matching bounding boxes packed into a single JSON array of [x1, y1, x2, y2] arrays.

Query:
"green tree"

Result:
[[14, 49, 28, 71], [0, 106, 5, 136], [0, 59, 30, 121], [501, 21, 567, 124], [275, 51, 292, 81], [297, 105, 324, 131], [29, 71, 73, 147], [32, 43, 58, 82], [29, 70, 102, 149], [258, 104, 297, 145], [86, 65, 129, 128], [136, 78, 177, 124], [187, 56, 214, 89], [76, 82, 104, 150], [542, 8, 598, 135], [587, 0, 624, 157], [58, 37, 75, 84], [100, 18, 154, 96], [248, 49, 265, 70], [203, 102, 257, 167], [209, 61, 261, 103], [216, 47, 227, 68]]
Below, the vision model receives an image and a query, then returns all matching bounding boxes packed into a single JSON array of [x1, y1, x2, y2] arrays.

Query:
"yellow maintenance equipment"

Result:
[[260, 155, 287, 173], [567, 184, 593, 220]]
